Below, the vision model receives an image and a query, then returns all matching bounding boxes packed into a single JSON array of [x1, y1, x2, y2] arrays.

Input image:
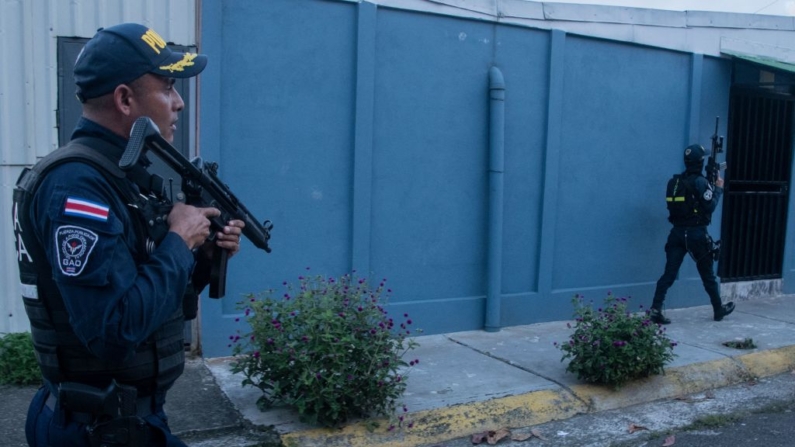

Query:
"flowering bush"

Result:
[[557, 293, 677, 389], [230, 270, 420, 428]]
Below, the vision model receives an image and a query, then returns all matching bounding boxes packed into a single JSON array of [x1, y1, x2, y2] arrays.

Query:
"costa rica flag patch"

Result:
[[64, 197, 109, 222]]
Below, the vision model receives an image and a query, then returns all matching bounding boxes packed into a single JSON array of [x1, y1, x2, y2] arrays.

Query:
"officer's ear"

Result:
[[113, 83, 135, 115]]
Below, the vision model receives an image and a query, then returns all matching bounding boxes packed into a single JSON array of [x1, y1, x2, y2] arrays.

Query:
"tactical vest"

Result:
[[666, 173, 710, 226], [13, 137, 186, 397]]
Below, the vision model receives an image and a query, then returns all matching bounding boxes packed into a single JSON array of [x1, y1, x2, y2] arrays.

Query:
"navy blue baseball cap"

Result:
[[74, 23, 208, 102]]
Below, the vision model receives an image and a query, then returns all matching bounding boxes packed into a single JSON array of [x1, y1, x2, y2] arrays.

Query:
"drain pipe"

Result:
[[485, 66, 505, 333]]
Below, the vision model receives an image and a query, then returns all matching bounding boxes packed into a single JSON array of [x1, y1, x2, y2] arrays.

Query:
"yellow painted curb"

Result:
[[736, 345, 795, 378], [281, 388, 587, 447], [567, 358, 746, 412]]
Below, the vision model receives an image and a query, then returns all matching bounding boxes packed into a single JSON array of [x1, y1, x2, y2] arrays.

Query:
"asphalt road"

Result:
[[0, 384, 36, 447], [625, 402, 795, 447]]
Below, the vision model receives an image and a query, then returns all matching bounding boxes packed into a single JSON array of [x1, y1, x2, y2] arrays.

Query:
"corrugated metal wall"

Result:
[[0, 0, 198, 334]]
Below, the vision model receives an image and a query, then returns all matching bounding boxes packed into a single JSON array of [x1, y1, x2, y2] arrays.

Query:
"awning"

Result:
[[721, 49, 795, 75], [720, 37, 795, 75]]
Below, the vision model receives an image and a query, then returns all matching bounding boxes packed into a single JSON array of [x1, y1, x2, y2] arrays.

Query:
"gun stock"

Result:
[[122, 116, 273, 298]]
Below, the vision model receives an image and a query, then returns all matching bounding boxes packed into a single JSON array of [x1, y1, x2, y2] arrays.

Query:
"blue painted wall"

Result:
[[199, 0, 734, 357]]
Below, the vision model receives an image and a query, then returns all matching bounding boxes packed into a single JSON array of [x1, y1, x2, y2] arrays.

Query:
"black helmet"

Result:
[[684, 144, 706, 164]]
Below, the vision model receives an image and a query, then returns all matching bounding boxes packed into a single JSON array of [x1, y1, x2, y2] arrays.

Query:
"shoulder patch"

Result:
[[64, 196, 110, 222], [55, 225, 99, 276], [703, 189, 713, 201]]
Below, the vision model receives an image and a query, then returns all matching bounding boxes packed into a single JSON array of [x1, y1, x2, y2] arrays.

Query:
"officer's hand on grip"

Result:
[[197, 219, 246, 261], [715, 174, 724, 188], [167, 202, 221, 250], [214, 220, 245, 257]]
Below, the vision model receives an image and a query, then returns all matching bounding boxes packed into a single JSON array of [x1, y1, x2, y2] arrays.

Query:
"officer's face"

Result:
[[128, 74, 185, 143]]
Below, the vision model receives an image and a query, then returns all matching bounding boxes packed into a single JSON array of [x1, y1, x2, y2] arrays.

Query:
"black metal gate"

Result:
[[718, 88, 794, 281]]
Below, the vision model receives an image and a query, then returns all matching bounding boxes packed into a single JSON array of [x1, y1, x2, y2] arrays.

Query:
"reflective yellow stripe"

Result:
[[666, 197, 686, 202]]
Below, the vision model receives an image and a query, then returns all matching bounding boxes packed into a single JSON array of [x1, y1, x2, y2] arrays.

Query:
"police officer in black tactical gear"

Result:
[[13, 23, 245, 446], [648, 143, 735, 325]]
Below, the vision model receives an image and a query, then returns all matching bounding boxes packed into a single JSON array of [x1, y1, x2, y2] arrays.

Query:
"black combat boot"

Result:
[[649, 308, 671, 325], [713, 302, 735, 321]]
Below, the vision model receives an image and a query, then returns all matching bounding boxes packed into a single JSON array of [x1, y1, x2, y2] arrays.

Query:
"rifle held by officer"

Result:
[[707, 116, 726, 187], [120, 116, 273, 298]]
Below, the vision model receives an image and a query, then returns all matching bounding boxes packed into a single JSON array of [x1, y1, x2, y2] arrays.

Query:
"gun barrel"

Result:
[[241, 216, 272, 252]]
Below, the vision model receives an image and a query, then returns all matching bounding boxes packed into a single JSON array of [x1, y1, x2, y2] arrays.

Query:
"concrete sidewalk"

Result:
[[204, 294, 795, 447], [3, 294, 795, 447]]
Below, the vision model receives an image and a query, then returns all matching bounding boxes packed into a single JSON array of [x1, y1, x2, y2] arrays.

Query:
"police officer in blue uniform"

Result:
[[13, 23, 244, 446], [649, 144, 735, 325]]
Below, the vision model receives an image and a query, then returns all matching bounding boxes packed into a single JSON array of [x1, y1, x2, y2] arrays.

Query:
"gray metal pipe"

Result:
[[485, 66, 505, 332]]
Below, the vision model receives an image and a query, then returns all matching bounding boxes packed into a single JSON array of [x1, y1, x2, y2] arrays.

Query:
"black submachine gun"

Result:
[[121, 116, 273, 298], [707, 116, 726, 263], [707, 116, 726, 187]]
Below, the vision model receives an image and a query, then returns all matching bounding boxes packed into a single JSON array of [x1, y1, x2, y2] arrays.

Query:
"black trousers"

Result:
[[652, 225, 722, 313]]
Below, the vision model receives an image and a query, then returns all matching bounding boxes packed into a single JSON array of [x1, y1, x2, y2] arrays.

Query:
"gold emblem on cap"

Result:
[[141, 29, 167, 54], [160, 53, 198, 73]]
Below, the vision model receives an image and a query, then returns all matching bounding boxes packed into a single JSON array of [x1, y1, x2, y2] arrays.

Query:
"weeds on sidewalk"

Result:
[[0, 332, 41, 385], [557, 292, 677, 389], [722, 338, 757, 349], [230, 270, 420, 429]]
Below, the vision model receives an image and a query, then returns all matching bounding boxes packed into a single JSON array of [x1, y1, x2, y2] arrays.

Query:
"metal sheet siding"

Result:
[[0, 0, 197, 334]]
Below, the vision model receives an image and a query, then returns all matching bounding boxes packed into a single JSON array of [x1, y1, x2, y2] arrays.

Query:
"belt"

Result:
[[45, 393, 158, 423]]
